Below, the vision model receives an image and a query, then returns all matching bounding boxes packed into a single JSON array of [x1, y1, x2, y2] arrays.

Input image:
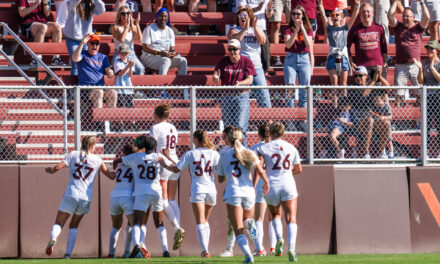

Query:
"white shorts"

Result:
[[265, 184, 298, 206], [133, 193, 163, 212], [110, 196, 134, 216], [224, 196, 255, 210], [58, 196, 91, 215], [255, 181, 266, 204], [190, 192, 217, 206], [161, 158, 180, 181]]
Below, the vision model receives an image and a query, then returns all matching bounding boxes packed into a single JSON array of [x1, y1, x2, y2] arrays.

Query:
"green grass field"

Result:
[[1, 254, 440, 264]]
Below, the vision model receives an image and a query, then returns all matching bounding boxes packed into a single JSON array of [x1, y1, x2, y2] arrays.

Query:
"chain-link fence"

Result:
[[0, 85, 438, 164]]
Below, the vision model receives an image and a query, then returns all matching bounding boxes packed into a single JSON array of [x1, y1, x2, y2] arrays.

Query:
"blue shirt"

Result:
[[77, 50, 110, 86]]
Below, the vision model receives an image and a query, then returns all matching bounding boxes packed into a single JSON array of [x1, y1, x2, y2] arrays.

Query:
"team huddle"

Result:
[[43, 103, 302, 263]]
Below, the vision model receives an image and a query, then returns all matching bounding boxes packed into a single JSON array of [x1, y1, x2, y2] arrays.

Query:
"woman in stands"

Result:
[[283, 5, 314, 108], [63, 0, 106, 77], [113, 6, 144, 75], [150, 103, 185, 250], [317, 0, 360, 106], [162, 129, 220, 258], [228, 7, 271, 108], [217, 127, 270, 264], [108, 144, 135, 258], [258, 122, 302, 262], [45, 136, 115, 259]]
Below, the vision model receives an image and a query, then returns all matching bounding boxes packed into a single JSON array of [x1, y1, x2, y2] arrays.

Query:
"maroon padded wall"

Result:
[[20, 165, 99, 258], [408, 167, 440, 253], [333, 167, 412, 254], [0, 165, 19, 258]]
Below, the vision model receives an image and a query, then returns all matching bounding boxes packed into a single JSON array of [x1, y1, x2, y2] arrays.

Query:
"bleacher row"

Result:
[[0, 1, 428, 161]]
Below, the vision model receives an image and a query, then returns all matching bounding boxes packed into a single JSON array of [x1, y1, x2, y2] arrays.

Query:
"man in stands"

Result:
[[213, 39, 256, 143], [347, 2, 388, 79], [388, 0, 429, 107], [17, 0, 65, 65]]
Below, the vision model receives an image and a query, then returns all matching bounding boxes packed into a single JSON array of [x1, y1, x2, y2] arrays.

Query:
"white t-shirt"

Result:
[[176, 147, 220, 195], [114, 58, 134, 92], [62, 150, 103, 201], [232, 26, 263, 69], [216, 147, 256, 199], [258, 139, 301, 187], [110, 162, 134, 198], [150, 122, 179, 162], [141, 23, 175, 57], [122, 152, 163, 196], [235, 0, 270, 30]]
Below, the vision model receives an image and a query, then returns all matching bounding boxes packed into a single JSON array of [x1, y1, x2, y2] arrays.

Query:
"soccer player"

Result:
[[45, 136, 115, 259], [217, 127, 270, 264], [149, 103, 185, 250], [258, 121, 302, 262], [162, 129, 220, 258], [108, 144, 135, 258]]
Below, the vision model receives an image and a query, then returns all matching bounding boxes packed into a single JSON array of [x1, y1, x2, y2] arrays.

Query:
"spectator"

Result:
[[113, 6, 145, 75], [318, 0, 359, 106], [188, 0, 217, 35], [347, 3, 388, 79], [370, 92, 393, 159], [411, 0, 440, 41], [322, 0, 347, 17], [327, 96, 355, 159], [291, 0, 317, 34], [389, 0, 429, 107], [63, 0, 105, 76], [413, 41, 440, 157], [269, 0, 290, 66], [72, 34, 115, 109], [212, 39, 256, 142], [55, 0, 68, 28], [114, 0, 139, 12], [17, 0, 65, 65], [236, 0, 271, 73], [283, 5, 313, 108], [228, 8, 271, 108], [155, 0, 175, 13]]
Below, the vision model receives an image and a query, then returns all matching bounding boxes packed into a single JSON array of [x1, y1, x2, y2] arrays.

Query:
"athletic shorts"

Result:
[[133, 193, 163, 212], [190, 192, 217, 206], [58, 196, 91, 215], [326, 55, 350, 71], [224, 196, 255, 210], [265, 184, 298, 206], [270, 0, 291, 23], [109, 196, 134, 216], [161, 159, 180, 181]]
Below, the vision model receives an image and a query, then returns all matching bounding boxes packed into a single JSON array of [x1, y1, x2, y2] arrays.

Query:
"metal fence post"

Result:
[[63, 88, 68, 154], [307, 85, 314, 164], [190, 86, 196, 149], [421, 85, 427, 166], [74, 86, 81, 151]]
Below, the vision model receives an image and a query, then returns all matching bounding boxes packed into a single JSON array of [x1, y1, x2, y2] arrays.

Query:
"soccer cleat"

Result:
[[288, 250, 298, 262], [275, 238, 284, 256], [163, 251, 171, 257], [243, 255, 254, 263], [245, 219, 258, 240], [129, 245, 140, 258], [173, 228, 185, 250], [219, 249, 233, 257], [63, 254, 70, 259], [139, 243, 151, 258], [45, 239, 56, 256], [269, 247, 275, 255], [201, 251, 210, 258], [254, 249, 266, 256]]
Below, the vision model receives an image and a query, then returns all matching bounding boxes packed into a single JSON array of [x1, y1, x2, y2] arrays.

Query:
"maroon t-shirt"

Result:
[[291, 0, 316, 19], [17, 0, 48, 24], [394, 22, 425, 64], [214, 55, 256, 94], [282, 26, 313, 53], [347, 22, 387, 68]]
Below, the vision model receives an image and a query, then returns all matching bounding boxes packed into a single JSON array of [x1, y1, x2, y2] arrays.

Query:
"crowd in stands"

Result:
[[14, 0, 440, 158]]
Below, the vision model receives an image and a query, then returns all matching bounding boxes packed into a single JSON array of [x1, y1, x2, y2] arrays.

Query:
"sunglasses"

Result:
[[238, 13, 249, 18], [89, 41, 100, 46], [354, 74, 365, 78], [120, 12, 131, 16], [228, 47, 239, 51], [331, 13, 341, 17], [292, 12, 302, 16]]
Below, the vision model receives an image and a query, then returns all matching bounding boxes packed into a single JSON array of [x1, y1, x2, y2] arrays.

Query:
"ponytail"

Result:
[[194, 129, 215, 150], [80, 136, 96, 161], [258, 124, 270, 143], [228, 128, 258, 171]]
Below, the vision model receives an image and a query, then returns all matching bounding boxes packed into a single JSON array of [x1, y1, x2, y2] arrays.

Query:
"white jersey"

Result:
[[176, 147, 220, 195], [216, 147, 256, 200], [219, 145, 231, 155], [122, 152, 163, 196], [141, 23, 175, 56], [62, 151, 102, 201], [110, 163, 134, 198], [258, 139, 301, 187], [250, 141, 265, 190], [150, 122, 179, 162]]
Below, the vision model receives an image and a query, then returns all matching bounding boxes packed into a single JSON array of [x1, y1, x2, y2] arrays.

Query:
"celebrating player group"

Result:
[[43, 103, 302, 263]]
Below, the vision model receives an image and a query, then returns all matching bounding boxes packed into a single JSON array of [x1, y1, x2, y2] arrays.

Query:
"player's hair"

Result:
[[80, 136, 96, 161], [122, 144, 135, 156], [144, 136, 157, 154], [194, 129, 215, 150], [258, 124, 270, 143], [235, 7, 254, 26], [269, 121, 285, 139], [77, 0, 95, 21], [223, 126, 234, 136], [228, 128, 259, 171], [154, 103, 171, 120], [134, 135, 148, 150]]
